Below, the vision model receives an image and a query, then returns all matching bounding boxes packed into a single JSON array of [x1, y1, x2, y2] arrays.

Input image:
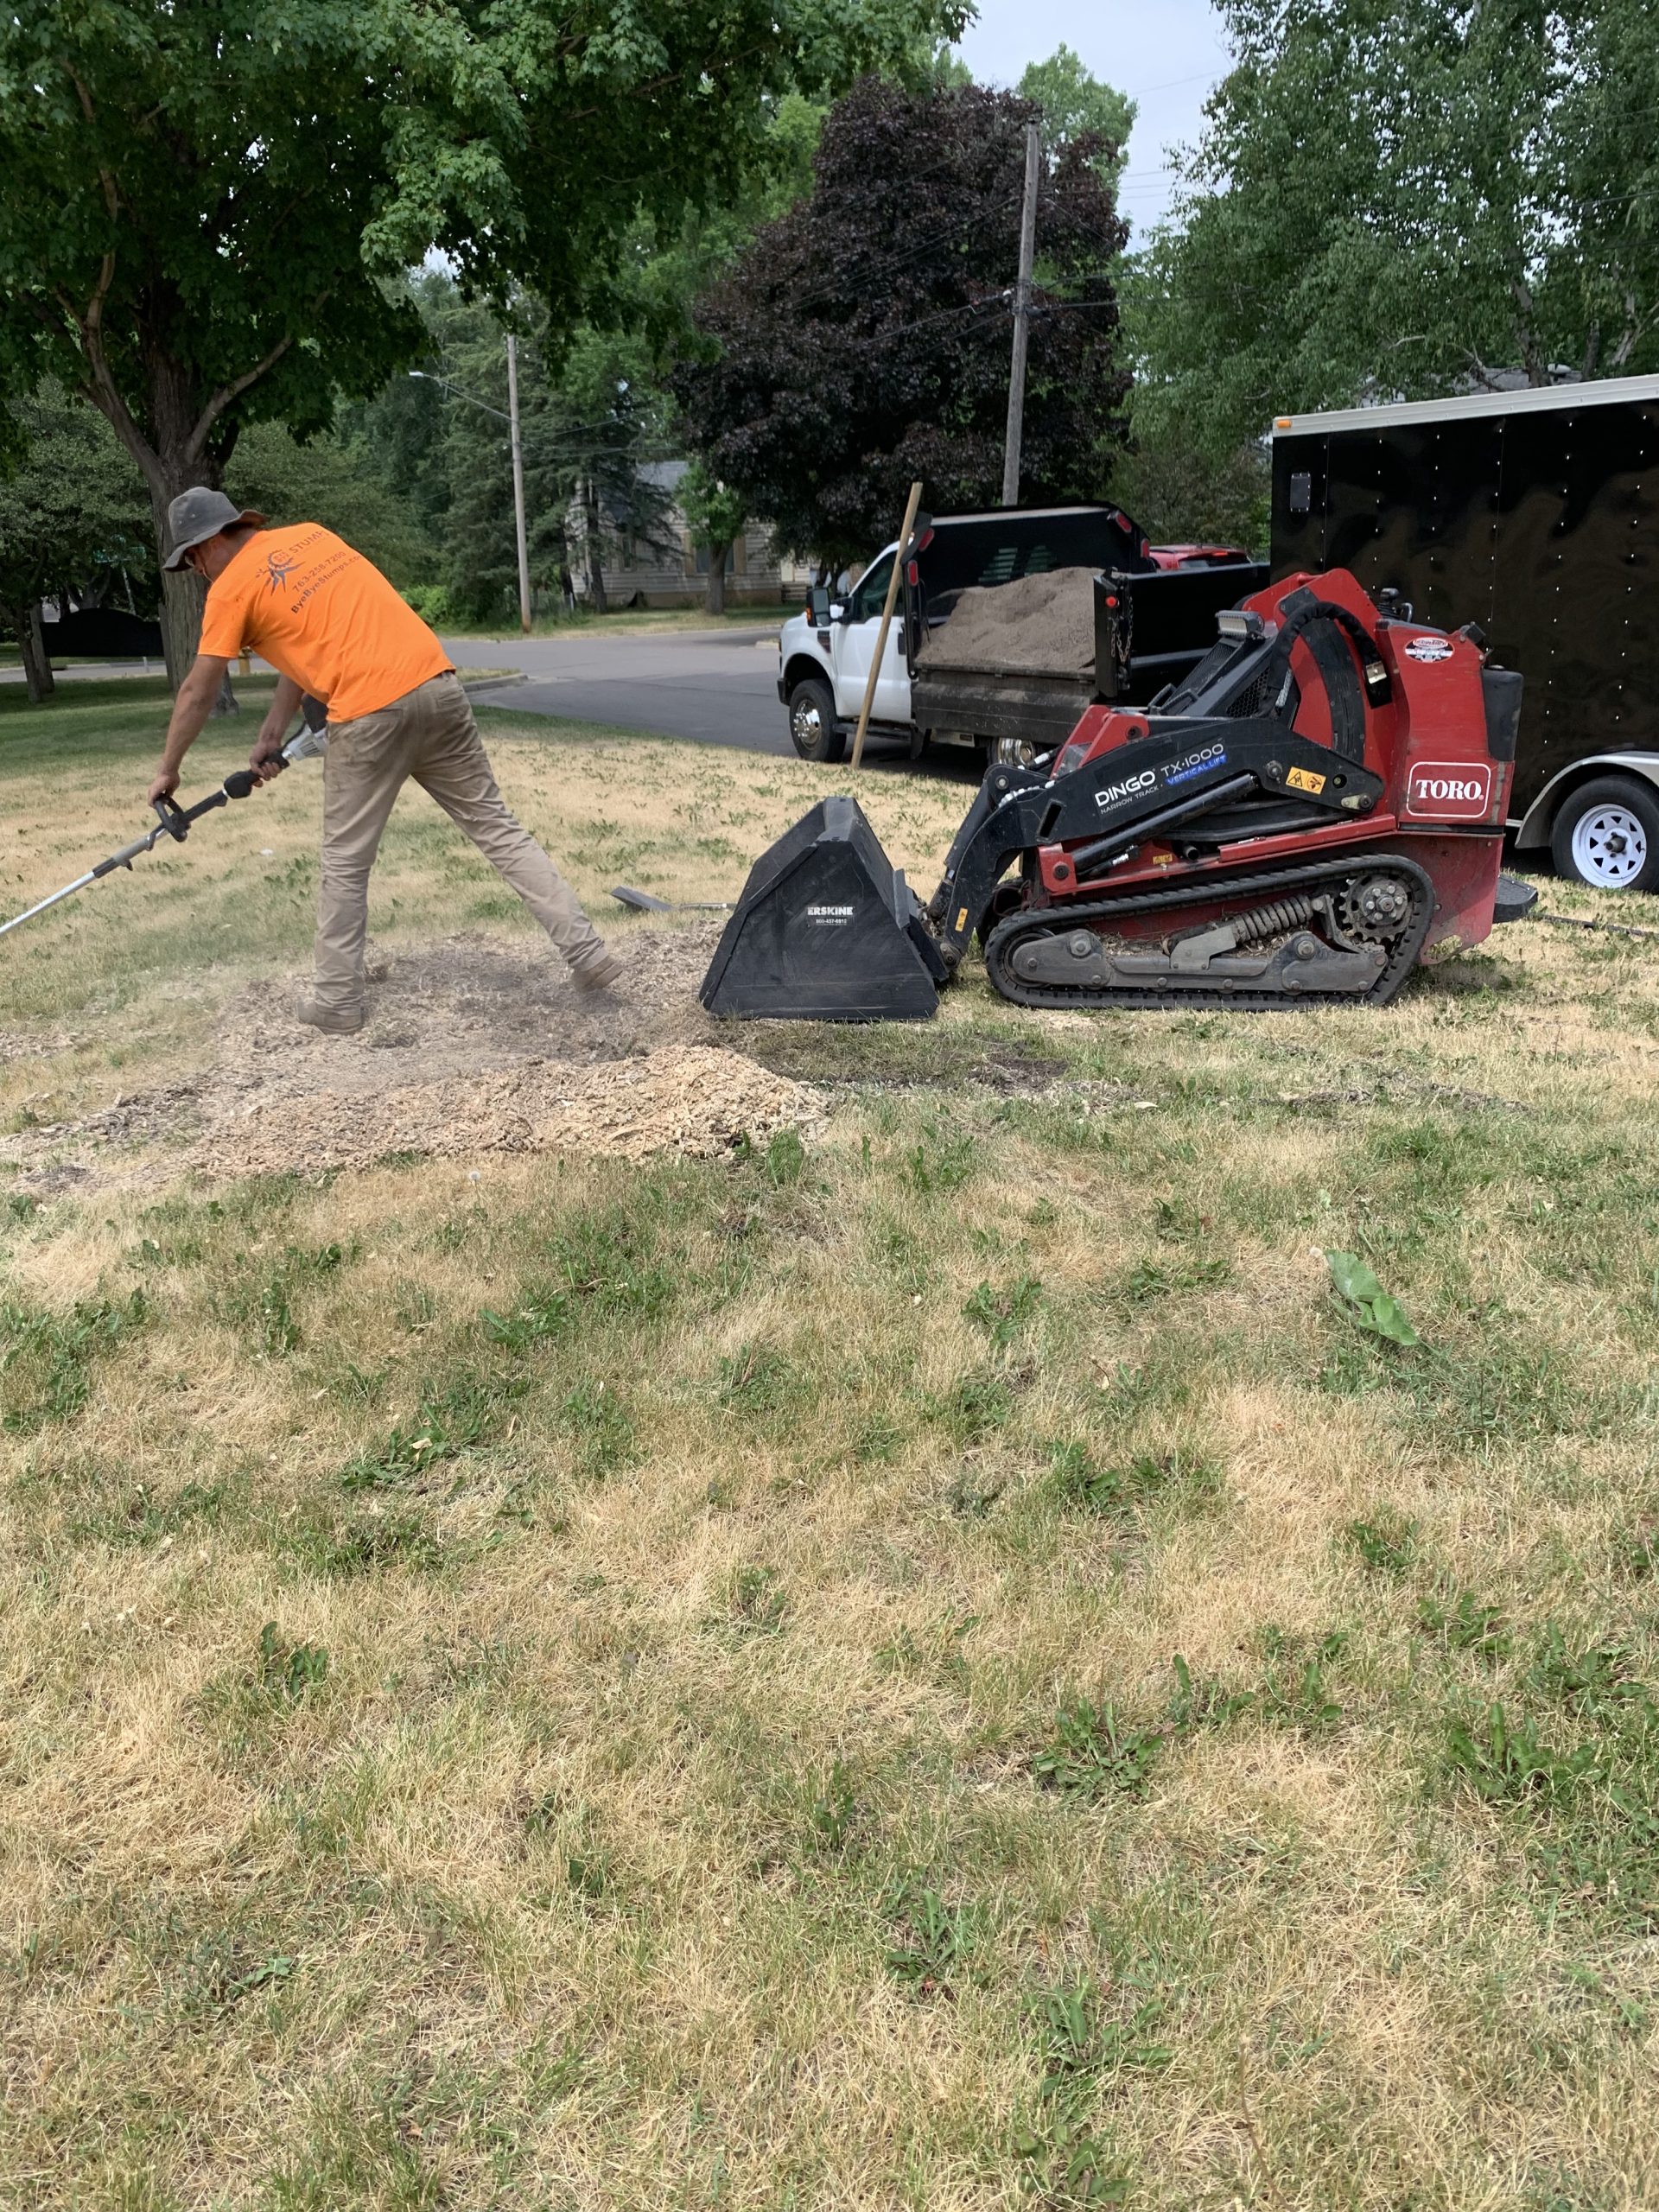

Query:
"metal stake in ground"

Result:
[[1001, 121, 1041, 508], [850, 480, 924, 773]]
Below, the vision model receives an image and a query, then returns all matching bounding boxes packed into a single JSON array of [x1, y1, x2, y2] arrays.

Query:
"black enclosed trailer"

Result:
[[1271, 374, 1659, 891]]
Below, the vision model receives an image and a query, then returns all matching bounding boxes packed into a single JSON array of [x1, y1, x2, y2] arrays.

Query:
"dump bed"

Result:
[[910, 555, 1269, 745]]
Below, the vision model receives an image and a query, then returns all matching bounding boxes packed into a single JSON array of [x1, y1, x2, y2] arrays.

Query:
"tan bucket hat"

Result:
[[162, 486, 266, 570]]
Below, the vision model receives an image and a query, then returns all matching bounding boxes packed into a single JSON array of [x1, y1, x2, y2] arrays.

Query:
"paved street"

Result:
[[441, 624, 792, 754], [442, 624, 980, 779]]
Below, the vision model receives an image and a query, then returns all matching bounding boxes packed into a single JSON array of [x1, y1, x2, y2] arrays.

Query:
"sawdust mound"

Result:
[[916, 565, 1097, 680], [4, 924, 825, 1191], [189, 1044, 823, 1177]]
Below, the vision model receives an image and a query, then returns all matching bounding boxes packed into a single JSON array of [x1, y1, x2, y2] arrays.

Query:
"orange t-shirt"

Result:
[[198, 523, 451, 723]]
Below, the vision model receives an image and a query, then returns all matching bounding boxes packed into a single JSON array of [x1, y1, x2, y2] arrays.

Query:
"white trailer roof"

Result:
[[1272, 372, 1659, 438]]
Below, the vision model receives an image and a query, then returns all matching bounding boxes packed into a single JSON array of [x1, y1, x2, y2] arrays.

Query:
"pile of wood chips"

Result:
[[189, 1044, 823, 1178]]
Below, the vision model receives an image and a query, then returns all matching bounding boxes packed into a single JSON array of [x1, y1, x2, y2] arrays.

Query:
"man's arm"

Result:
[[148, 655, 231, 804], [250, 674, 304, 782]]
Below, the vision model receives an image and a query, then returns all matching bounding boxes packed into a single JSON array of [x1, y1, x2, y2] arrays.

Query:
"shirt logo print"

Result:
[[264, 550, 299, 594]]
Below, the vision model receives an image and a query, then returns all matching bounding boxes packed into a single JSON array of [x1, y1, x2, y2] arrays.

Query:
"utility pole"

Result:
[[505, 334, 533, 634], [1001, 121, 1041, 509], [410, 353, 535, 632]]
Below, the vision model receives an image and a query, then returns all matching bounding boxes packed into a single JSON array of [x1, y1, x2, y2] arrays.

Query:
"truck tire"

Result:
[[788, 677, 845, 763], [1549, 776, 1659, 893]]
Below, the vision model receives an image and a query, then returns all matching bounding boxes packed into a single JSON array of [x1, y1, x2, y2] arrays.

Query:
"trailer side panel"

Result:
[[1274, 390, 1659, 823]]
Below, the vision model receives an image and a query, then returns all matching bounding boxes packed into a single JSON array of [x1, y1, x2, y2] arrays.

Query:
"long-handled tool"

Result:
[[0, 707, 327, 943]]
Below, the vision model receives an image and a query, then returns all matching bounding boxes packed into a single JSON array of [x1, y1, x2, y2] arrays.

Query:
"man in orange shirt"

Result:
[[149, 487, 622, 1033]]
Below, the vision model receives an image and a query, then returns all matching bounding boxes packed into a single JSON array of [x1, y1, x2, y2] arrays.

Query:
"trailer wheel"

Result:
[[1550, 776, 1659, 893], [787, 677, 844, 763]]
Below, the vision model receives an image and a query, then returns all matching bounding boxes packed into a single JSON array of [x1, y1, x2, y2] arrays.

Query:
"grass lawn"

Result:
[[444, 602, 796, 640], [3, 677, 1659, 2209]]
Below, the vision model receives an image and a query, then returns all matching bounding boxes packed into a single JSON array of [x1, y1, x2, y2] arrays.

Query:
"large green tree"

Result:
[[677, 461, 749, 615], [1131, 0, 1659, 469], [0, 384, 153, 702], [223, 423, 435, 593], [0, 0, 966, 682], [673, 73, 1132, 569], [1017, 43, 1135, 177]]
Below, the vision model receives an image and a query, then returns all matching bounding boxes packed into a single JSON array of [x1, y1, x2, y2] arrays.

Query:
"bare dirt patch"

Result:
[[3, 922, 822, 1185]]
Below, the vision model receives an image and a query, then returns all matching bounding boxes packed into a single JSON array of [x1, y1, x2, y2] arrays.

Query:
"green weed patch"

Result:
[[0, 1289, 149, 1431]]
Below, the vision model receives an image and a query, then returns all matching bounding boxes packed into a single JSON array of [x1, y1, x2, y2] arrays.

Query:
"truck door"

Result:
[[832, 550, 909, 723]]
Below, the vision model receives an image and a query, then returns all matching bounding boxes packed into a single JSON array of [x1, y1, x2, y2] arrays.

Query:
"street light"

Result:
[[410, 338, 533, 634]]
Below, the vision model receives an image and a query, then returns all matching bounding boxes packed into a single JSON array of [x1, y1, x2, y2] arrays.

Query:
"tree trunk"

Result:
[[704, 543, 729, 616], [582, 479, 609, 615], [21, 603, 56, 703], [145, 472, 238, 711]]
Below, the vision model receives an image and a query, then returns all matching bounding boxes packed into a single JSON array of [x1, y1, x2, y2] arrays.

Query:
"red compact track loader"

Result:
[[700, 570, 1533, 1020]]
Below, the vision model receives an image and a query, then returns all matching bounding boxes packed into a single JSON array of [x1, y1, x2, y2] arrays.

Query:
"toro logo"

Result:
[[1405, 760, 1494, 819], [1093, 767, 1157, 813]]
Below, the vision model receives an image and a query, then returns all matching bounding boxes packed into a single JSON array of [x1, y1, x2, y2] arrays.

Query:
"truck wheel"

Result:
[[788, 677, 844, 763], [994, 735, 1040, 769], [1550, 776, 1659, 893]]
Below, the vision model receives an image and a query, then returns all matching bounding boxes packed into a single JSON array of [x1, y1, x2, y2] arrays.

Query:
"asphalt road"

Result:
[[442, 624, 794, 755], [439, 626, 981, 780]]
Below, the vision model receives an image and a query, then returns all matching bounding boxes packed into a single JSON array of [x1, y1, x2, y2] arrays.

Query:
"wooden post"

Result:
[[850, 479, 924, 772]]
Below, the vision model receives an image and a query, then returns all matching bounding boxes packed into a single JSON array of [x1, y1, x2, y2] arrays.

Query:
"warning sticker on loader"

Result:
[[1404, 761, 1494, 819], [1287, 766, 1327, 795]]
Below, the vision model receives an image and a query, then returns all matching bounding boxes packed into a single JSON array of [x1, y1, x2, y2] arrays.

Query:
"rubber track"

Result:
[[982, 856, 1436, 1013]]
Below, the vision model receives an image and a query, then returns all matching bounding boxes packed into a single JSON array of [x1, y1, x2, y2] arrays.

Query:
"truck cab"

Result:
[[778, 544, 911, 757]]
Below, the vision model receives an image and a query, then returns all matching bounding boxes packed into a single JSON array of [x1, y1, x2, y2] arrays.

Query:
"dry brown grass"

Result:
[[3, 683, 1659, 2208]]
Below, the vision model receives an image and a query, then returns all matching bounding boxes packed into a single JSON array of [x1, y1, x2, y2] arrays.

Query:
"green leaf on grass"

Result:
[[1325, 1250, 1420, 1346]]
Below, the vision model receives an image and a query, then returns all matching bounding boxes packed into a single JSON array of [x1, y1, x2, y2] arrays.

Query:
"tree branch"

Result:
[[53, 279, 165, 497], [184, 331, 302, 463], [1608, 290, 1658, 372], [1509, 276, 1549, 386], [67, 67, 121, 223]]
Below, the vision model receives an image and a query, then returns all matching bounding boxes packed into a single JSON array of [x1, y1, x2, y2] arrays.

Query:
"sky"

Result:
[[952, 0, 1231, 236]]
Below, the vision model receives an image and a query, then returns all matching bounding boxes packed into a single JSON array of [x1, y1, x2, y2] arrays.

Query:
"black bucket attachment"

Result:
[[700, 796, 948, 1021]]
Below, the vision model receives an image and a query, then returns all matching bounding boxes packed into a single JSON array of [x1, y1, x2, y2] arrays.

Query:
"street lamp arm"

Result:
[[410, 344, 532, 636], [408, 369, 511, 423]]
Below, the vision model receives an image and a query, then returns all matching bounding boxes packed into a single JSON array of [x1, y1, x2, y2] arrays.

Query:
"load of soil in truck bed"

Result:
[[914, 565, 1096, 680]]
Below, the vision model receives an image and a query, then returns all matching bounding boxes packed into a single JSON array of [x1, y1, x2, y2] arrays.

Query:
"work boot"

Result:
[[571, 945, 626, 993], [295, 995, 365, 1036]]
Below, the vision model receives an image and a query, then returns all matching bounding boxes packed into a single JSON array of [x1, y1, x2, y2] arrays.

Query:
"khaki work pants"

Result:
[[314, 671, 606, 1013]]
